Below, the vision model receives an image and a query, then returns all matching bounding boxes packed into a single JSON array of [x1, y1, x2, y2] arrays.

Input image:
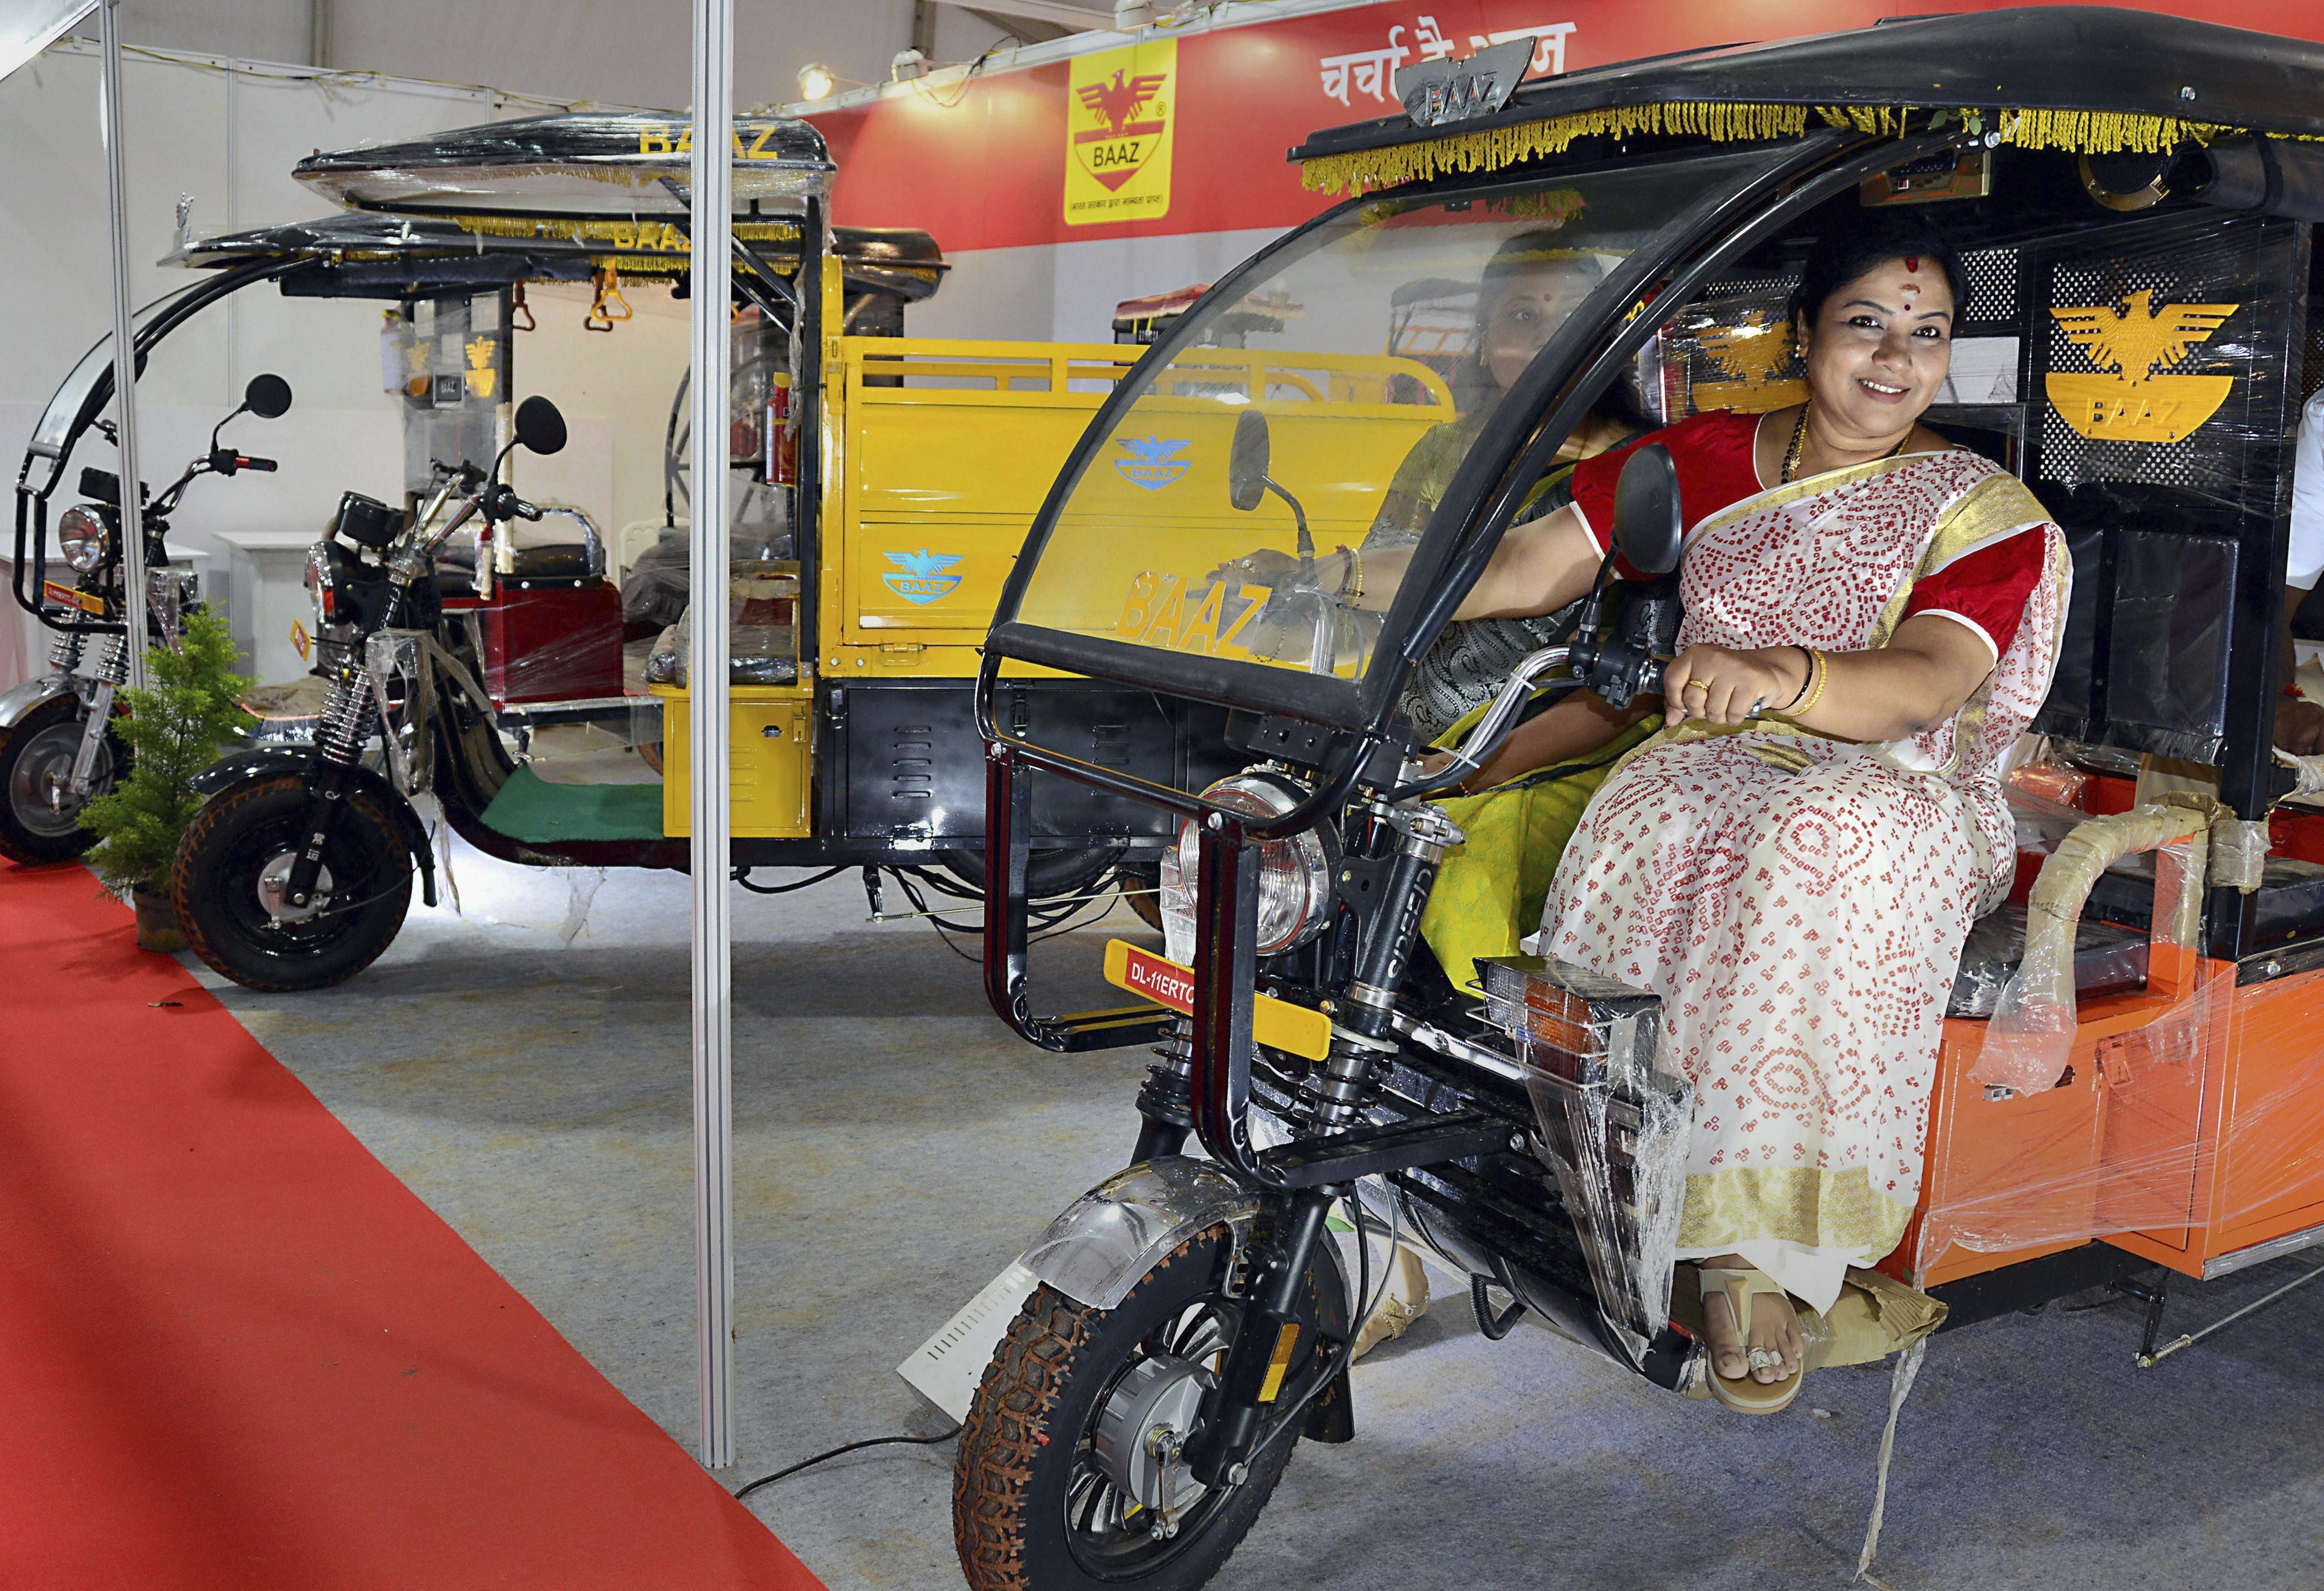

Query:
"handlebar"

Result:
[[1386, 644, 1573, 801]]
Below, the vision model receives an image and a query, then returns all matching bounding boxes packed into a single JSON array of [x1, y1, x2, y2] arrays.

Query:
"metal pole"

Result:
[[97, 0, 147, 694], [688, 0, 736, 1470]]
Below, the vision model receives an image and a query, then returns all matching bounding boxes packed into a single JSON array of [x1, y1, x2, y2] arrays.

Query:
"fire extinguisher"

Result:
[[767, 371, 796, 486]]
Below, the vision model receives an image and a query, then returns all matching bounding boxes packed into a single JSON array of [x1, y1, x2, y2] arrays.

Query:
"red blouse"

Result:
[[1566, 409, 2048, 659]]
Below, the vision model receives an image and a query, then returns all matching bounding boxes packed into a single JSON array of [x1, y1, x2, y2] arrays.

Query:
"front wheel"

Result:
[[171, 772, 413, 991], [0, 694, 122, 865], [953, 1227, 1330, 1591]]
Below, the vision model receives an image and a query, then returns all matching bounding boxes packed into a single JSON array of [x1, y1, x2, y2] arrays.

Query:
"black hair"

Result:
[[1788, 211, 1968, 333]]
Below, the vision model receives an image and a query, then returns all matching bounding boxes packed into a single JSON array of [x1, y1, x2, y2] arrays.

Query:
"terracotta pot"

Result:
[[132, 887, 187, 954]]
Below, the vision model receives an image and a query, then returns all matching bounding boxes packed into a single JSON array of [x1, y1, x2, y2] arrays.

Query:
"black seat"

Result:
[[1947, 904, 2149, 1020]]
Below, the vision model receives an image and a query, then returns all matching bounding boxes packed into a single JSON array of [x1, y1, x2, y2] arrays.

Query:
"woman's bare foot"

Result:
[[1697, 1254, 1804, 1385]]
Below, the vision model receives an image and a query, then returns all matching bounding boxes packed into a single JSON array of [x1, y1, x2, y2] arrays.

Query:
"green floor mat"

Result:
[[477, 764, 666, 844]]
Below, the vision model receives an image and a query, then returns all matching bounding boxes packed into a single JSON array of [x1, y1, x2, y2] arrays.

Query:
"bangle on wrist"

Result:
[[1785, 647, 1829, 717], [1779, 645, 1816, 712]]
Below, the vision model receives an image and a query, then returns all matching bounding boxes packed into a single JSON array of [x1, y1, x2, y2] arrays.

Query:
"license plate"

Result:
[[1103, 939, 1332, 1061], [42, 581, 104, 616]]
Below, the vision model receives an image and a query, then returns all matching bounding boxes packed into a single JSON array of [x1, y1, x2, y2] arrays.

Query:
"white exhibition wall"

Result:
[[0, 41, 685, 687]]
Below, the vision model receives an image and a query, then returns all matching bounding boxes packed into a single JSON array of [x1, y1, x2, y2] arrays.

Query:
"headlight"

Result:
[[57, 505, 107, 573], [1160, 771, 1338, 958]]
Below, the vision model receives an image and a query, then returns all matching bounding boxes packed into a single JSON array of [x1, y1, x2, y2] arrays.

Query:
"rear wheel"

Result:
[[953, 1226, 1329, 1591], [0, 695, 121, 865], [171, 773, 413, 991]]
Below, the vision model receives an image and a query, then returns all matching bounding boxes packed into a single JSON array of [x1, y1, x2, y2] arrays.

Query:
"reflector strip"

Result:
[[1102, 939, 1332, 1061], [1257, 1322, 1300, 1403]]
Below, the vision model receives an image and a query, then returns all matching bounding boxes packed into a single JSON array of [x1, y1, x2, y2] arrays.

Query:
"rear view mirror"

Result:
[[1610, 443, 1682, 576], [243, 373, 293, 419], [515, 394, 568, 456], [1227, 409, 1269, 512]]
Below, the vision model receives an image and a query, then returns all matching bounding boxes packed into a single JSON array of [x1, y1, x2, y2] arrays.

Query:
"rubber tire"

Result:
[[953, 1227, 1314, 1591], [1119, 856, 1165, 932], [0, 695, 122, 865], [940, 840, 1125, 902], [171, 772, 413, 992]]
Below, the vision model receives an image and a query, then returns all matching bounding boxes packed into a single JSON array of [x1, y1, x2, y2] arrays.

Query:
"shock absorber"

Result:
[[314, 666, 377, 768], [1300, 802, 1466, 1132], [47, 629, 85, 676], [64, 636, 132, 797], [1132, 1018, 1196, 1162]]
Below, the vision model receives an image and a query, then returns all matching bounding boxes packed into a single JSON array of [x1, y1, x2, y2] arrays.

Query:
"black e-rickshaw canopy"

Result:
[[979, 8, 2324, 851]]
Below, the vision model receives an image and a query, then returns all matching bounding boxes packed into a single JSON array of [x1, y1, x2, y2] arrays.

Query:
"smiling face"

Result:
[[1481, 258, 1603, 394], [1795, 255, 1956, 437]]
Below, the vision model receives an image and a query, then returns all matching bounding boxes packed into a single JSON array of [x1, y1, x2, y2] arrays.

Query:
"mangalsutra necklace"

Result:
[[1782, 401, 1910, 485]]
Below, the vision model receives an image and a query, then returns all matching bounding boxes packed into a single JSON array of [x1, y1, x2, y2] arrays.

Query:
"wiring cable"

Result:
[[731, 1425, 962, 1502], [734, 864, 847, 895]]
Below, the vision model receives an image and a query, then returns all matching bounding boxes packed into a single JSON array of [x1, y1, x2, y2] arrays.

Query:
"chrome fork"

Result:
[[64, 636, 128, 797]]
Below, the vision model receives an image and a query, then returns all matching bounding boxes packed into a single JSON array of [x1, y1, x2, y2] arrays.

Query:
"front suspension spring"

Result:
[[315, 669, 377, 767], [47, 629, 86, 675], [93, 635, 130, 687]]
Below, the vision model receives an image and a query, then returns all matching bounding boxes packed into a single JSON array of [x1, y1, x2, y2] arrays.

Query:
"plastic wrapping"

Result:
[[641, 564, 800, 687], [1910, 826, 2324, 1275], [1477, 953, 1692, 1344], [1972, 797, 2216, 1095]]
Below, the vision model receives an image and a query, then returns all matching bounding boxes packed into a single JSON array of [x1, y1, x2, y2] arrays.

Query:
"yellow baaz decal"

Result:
[[1066, 39, 1175, 227], [1692, 310, 1808, 414], [463, 336, 499, 399], [2047, 290, 2240, 443]]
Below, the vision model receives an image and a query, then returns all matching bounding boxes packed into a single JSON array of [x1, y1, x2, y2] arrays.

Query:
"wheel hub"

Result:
[[8, 722, 107, 838], [1092, 1352, 1211, 1519], [257, 851, 335, 924]]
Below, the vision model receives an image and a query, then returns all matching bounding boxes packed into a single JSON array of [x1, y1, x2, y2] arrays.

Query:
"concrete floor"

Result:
[[185, 835, 2324, 1591]]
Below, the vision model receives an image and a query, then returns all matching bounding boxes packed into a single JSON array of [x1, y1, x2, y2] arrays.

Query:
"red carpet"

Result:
[[0, 863, 824, 1591]]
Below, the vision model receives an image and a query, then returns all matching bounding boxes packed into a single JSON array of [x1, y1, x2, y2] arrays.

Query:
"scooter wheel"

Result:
[[953, 1226, 1320, 1591], [0, 694, 124, 865], [171, 772, 412, 992]]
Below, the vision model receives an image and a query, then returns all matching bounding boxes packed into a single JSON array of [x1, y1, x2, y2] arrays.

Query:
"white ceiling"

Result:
[[75, 0, 1117, 113]]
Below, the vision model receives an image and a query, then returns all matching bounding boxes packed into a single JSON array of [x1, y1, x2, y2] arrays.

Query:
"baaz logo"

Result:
[[2047, 290, 2241, 443], [1113, 436, 1192, 490], [1065, 40, 1176, 227], [882, 548, 962, 605]]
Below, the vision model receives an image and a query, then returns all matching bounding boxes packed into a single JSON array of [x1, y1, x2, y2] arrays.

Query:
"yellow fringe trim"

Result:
[[450, 213, 800, 250], [1301, 101, 2261, 195]]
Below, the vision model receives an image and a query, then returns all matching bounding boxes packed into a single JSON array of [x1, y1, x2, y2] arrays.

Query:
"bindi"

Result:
[[1905, 256, 1919, 271]]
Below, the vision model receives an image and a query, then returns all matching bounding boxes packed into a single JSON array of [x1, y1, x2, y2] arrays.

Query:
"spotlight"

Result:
[[890, 48, 924, 83], [796, 62, 835, 101]]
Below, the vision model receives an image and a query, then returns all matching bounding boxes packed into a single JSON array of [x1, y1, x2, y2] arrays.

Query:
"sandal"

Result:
[[1697, 1265, 1804, 1415]]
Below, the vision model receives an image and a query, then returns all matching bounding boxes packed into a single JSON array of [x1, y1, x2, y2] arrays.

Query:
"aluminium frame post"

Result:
[[688, 0, 737, 1470], [97, 0, 148, 693]]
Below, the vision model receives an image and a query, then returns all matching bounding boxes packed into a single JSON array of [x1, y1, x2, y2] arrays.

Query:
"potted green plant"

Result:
[[81, 608, 255, 952]]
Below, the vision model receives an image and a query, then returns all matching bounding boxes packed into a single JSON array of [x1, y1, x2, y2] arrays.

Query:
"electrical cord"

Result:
[[734, 864, 847, 895], [731, 1425, 962, 1502]]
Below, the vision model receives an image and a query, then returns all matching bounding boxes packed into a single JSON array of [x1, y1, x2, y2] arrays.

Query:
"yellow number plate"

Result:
[[1102, 939, 1332, 1061]]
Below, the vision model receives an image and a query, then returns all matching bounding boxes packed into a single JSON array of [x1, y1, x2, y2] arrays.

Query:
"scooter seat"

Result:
[[1946, 905, 2149, 1020]]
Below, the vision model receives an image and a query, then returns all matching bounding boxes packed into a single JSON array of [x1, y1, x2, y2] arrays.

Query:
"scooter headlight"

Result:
[[57, 505, 107, 573], [1160, 771, 1338, 959]]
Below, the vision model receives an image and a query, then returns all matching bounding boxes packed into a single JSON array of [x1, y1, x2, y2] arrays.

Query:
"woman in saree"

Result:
[[1324, 212, 2065, 1411]]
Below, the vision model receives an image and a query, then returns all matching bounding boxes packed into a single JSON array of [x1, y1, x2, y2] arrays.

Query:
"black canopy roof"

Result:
[[159, 212, 948, 302], [293, 111, 835, 218], [1293, 7, 2324, 195]]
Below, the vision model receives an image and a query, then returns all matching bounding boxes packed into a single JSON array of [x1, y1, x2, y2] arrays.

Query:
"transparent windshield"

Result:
[[1010, 150, 1777, 695]]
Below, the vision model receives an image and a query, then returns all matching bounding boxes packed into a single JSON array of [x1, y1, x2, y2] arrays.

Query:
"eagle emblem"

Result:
[[2047, 290, 2241, 443], [1690, 311, 1807, 414], [882, 548, 962, 606], [1072, 69, 1170, 192], [1113, 436, 1192, 491]]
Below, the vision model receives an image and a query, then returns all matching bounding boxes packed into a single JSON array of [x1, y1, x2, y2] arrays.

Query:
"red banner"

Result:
[[815, 0, 2324, 256]]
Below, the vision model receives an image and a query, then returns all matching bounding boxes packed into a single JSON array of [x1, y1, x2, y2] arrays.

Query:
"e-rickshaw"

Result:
[[936, 11, 2324, 1586], [9, 110, 1252, 990]]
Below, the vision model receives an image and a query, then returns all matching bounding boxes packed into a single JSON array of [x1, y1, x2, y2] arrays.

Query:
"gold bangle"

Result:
[[1789, 649, 1829, 717], [1347, 544, 1363, 603]]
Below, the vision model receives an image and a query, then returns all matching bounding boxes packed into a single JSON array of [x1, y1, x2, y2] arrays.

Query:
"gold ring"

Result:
[[1684, 679, 1711, 694]]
